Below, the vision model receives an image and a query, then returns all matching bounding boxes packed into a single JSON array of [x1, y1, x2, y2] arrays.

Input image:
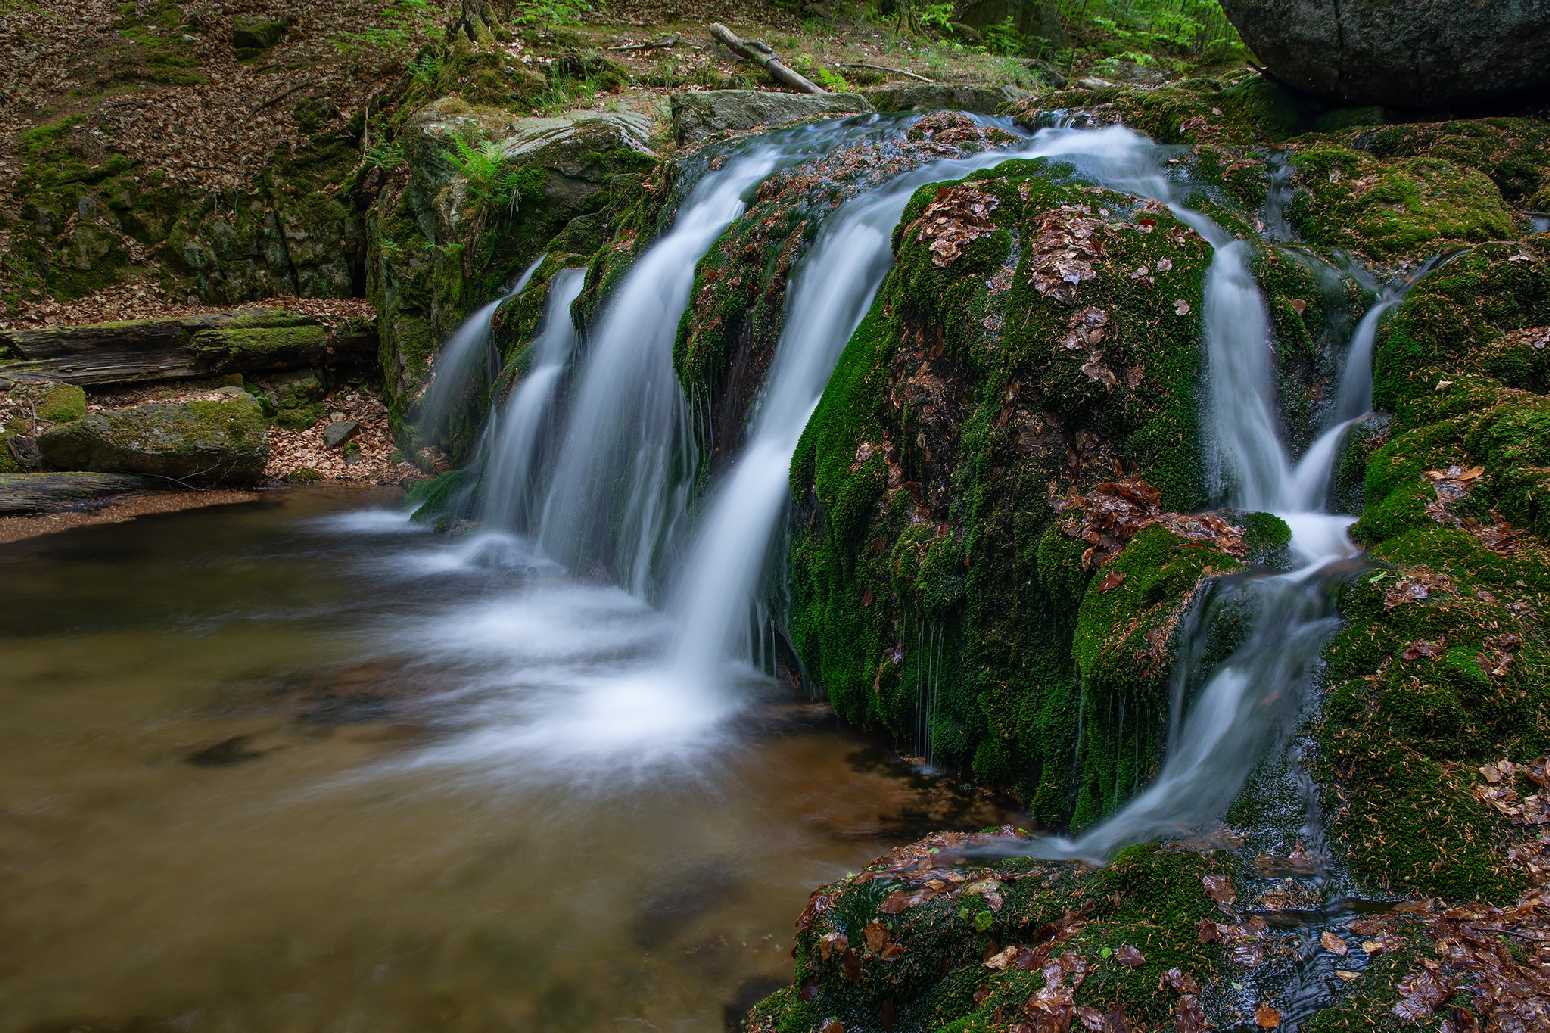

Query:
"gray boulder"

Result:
[[38, 394, 268, 486], [1221, 0, 1550, 108], [670, 90, 870, 146]]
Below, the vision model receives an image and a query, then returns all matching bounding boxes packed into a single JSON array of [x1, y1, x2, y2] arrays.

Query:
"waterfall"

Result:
[[478, 267, 586, 530], [415, 254, 545, 443], [665, 126, 1190, 690], [534, 146, 785, 594]]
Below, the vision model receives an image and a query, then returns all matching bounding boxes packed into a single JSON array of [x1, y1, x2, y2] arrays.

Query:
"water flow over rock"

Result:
[[978, 142, 1422, 863], [478, 267, 586, 531], [415, 254, 544, 445], [534, 148, 784, 593], [665, 125, 1211, 691]]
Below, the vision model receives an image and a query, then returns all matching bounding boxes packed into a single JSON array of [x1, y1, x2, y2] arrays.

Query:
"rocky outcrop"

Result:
[[861, 81, 1021, 115], [38, 390, 268, 485], [0, 309, 376, 388], [1220, 0, 1550, 108], [669, 89, 870, 146], [367, 99, 656, 436]]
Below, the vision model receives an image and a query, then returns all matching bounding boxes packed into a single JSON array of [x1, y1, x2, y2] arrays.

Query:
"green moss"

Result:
[[35, 394, 267, 486], [754, 841, 1229, 1033], [788, 159, 1221, 825], [1287, 147, 1515, 263], [191, 324, 328, 361], [37, 384, 87, 423], [231, 15, 288, 60], [404, 468, 470, 525]]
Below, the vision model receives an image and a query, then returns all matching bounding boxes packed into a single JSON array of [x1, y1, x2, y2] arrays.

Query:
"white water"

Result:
[[478, 267, 586, 531], [415, 255, 544, 441], [535, 147, 784, 593], [995, 171, 1403, 862]]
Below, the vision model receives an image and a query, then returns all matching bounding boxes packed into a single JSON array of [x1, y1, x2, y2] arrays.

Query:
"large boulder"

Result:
[[1221, 0, 1550, 108], [669, 89, 870, 146], [38, 391, 268, 485]]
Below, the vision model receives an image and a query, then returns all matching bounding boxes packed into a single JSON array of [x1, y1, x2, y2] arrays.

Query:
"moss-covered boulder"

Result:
[[367, 99, 656, 438], [1315, 237, 1550, 903], [786, 157, 1269, 826], [37, 391, 268, 486], [748, 832, 1257, 1033], [1284, 146, 1515, 264]]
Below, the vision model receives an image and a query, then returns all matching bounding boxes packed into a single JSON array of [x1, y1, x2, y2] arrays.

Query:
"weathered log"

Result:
[[0, 310, 377, 388], [0, 472, 162, 516], [709, 22, 825, 95]]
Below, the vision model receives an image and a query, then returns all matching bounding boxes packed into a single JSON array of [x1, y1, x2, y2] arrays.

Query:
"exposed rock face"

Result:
[[1221, 0, 1550, 108], [861, 81, 1020, 115], [38, 392, 268, 485], [367, 100, 656, 435], [669, 89, 870, 146]]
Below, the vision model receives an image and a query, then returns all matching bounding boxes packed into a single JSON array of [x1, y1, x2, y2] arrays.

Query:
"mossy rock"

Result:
[[749, 835, 1233, 1033], [788, 157, 1224, 825], [37, 392, 268, 486], [1315, 230, 1550, 903], [37, 384, 87, 423], [1285, 146, 1515, 264], [231, 15, 288, 60]]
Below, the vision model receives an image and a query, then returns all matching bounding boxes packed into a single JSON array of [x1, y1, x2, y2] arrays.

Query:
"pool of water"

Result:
[[0, 488, 1018, 1033]]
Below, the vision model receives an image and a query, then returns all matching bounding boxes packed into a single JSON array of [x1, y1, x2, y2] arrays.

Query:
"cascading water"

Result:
[[415, 254, 545, 441], [478, 267, 586, 531], [665, 125, 1204, 690], [534, 146, 785, 593], [984, 163, 1415, 863]]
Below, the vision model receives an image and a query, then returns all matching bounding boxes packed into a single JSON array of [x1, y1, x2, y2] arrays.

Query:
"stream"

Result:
[[0, 489, 1019, 1032]]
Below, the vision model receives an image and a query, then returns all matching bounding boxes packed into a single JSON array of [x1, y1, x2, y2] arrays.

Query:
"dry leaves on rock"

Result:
[[1053, 478, 1246, 568], [912, 183, 1000, 268]]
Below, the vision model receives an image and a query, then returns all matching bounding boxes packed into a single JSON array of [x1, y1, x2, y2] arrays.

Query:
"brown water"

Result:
[[0, 488, 1017, 1033]]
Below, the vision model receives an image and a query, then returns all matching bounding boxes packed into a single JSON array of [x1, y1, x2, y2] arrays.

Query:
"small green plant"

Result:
[[511, 0, 592, 27], [919, 2, 955, 32], [365, 140, 405, 171], [814, 66, 853, 91], [982, 15, 1025, 56]]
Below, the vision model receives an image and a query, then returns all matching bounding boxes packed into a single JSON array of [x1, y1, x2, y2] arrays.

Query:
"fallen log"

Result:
[[709, 22, 825, 95], [0, 309, 377, 388]]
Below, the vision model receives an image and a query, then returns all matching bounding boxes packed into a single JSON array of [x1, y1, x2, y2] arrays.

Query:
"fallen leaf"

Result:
[[1320, 931, 1348, 955], [1256, 1002, 1282, 1028], [1174, 298, 1191, 316], [1115, 943, 1145, 968]]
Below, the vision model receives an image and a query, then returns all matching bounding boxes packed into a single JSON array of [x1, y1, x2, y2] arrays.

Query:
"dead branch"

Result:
[[709, 22, 825, 94], [608, 35, 691, 52], [836, 62, 933, 83]]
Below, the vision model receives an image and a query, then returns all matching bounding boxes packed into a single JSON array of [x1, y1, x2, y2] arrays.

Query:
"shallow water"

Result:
[[0, 488, 1019, 1033]]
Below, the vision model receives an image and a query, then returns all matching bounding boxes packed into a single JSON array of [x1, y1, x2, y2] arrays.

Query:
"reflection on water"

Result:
[[0, 488, 1018, 1033]]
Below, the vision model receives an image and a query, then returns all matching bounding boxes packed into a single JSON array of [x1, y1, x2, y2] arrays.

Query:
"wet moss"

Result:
[[1286, 147, 1515, 264], [751, 841, 1230, 1033], [788, 158, 1220, 824]]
